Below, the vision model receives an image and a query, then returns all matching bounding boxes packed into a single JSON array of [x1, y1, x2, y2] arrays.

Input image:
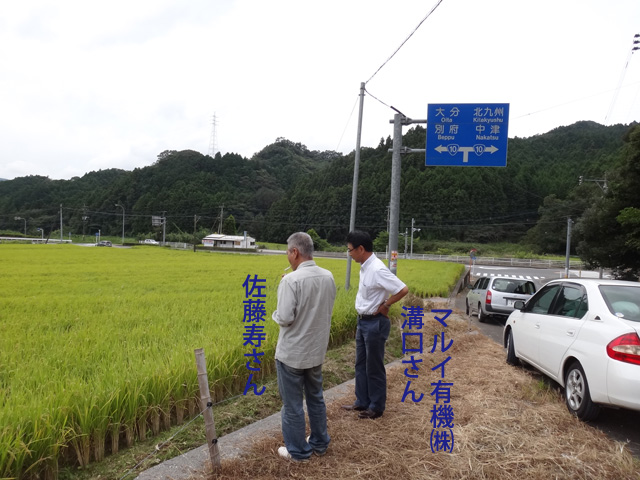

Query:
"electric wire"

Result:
[[365, 0, 445, 85], [605, 34, 640, 124], [335, 94, 360, 152]]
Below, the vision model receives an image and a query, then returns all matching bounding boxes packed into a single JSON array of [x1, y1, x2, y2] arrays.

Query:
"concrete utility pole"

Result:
[[162, 211, 167, 245], [404, 228, 408, 258], [345, 82, 366, 290], [410, 218, 420, 258], [218, 205, 224, 234], [388, 114, 403, 274], [60, 204, 63, 242], [387, 113, 427, 275], [564, 217, 573, 278], [14, 216, 26, 235], [115, 203, 125, 245]]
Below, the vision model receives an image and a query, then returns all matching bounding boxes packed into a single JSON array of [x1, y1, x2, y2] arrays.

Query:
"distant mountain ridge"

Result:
[[0, 122, 634, 245]]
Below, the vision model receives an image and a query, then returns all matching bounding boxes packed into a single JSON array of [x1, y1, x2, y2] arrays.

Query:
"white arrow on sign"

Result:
[[434, 144, 499, 162]]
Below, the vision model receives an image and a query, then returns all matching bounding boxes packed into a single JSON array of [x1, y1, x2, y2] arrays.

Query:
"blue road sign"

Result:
[[426, 103, 509, 167]]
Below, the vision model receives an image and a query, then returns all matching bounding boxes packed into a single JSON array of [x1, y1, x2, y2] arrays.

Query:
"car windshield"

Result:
[[492, 279, 535, 294], [600, 285, 640, 322]]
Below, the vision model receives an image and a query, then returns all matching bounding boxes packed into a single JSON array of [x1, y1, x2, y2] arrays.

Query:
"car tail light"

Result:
[[606, 332, 640, 366], [486, 290, 492, 305]]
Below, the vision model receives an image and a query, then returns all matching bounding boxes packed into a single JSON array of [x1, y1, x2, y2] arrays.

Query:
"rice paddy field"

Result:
[[0, 243, 463, 479]]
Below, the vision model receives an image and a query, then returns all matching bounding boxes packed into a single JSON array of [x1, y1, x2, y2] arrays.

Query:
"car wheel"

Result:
[[506, 329, 519, 366], [477, 303, 485, 323], [465, 300, 470, 315], [564, 362, 600, 421]]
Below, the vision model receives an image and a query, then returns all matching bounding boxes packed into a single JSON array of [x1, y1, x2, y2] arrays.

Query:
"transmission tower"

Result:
[[208, 113, 218, 157]]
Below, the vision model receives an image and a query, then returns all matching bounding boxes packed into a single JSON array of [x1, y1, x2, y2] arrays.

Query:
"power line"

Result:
[[605, 33, 640, 124], [365, 0, 445, 85]]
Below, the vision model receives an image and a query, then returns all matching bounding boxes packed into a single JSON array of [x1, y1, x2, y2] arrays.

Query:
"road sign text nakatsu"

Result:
[[426, 103, 509, 167]]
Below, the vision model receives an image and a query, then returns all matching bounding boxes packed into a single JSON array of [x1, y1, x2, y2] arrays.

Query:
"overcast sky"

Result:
[[1, 0, 639, 180]]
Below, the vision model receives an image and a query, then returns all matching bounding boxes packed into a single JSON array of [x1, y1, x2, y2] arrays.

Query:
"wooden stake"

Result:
[[194, 348, 221, 472]]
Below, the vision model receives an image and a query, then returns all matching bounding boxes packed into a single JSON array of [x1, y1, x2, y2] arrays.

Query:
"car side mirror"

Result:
[[514, 300, 525, 310]]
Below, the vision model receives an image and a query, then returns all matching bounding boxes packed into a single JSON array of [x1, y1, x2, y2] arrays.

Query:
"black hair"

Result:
[[346, 230, 373, 252]]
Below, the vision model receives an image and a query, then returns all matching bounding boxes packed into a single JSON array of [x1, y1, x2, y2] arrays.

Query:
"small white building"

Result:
[[202, 233, 256, 249]]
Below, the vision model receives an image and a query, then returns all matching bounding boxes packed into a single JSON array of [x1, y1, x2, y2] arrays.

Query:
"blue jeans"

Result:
[[354, 314, 391, 412], [276, 360, 330, 459]]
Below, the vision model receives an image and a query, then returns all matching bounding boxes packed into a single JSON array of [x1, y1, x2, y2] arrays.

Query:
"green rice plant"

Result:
[[396, 258, 464, 297], [120, 382, 142, 448], [0, 244, 459, 479]]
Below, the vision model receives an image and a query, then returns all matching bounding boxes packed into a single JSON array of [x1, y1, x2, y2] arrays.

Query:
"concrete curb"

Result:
[[135, 377, 358, 479]]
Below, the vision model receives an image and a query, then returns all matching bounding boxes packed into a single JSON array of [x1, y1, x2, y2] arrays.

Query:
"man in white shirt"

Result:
[[272, 232, 337, 461], [343, 230, 408, 419]]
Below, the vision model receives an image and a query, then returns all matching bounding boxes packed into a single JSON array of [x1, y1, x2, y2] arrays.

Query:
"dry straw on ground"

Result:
[[194, 306, 639, 480]]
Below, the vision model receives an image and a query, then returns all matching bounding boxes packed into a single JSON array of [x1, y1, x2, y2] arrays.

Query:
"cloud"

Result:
[[0, 0, 638, 180]]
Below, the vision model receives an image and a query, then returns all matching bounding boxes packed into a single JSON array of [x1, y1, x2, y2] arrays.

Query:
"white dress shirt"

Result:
[[355, 254, 407, 315]]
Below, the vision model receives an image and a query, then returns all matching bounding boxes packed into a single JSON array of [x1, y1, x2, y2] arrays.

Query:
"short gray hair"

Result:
[[287, 232, 314, 258]]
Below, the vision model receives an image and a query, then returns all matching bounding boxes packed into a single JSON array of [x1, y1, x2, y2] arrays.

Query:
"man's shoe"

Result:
[[306, 435, 327, 456], [277, 446, 309, 463], [358, 409, 383, 419], [341, 404, 366, 411]]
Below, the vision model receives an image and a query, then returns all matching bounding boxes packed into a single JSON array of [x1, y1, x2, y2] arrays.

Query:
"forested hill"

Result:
[[264, 121, 632, 244], [0, 122, 634, 246]]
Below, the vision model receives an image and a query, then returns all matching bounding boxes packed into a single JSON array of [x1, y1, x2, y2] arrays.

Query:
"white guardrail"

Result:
[[1, 237, 584, 269], [0, 236, 72, 244], [402, 253, 584, 269], [314, 250, 584, 269]]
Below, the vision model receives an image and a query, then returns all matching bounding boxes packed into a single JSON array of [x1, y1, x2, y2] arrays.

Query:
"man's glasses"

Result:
[[347, 246, 356, 253]]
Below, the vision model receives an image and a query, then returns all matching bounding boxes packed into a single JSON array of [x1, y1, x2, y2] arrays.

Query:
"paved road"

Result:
[[454, 271, 640, 459]]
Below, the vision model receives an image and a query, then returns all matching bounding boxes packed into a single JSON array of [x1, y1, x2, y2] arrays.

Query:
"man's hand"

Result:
[[377, 302, 390, 316]]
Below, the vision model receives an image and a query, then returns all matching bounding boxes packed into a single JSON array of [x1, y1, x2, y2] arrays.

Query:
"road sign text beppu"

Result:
[[426, 103, 509, 167]]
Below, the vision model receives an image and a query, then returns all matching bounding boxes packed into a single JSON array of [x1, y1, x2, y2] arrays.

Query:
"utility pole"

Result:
[[410, 218, 420, 259], [386, 204, 391, 262], [60, 204, 63, 243], [82, 204, 89, 240], [345, 82, 365, 290], [388, 114, 403, 274], [564, 217, 573, 278], [404, 228, 408, 258], [162, 211, 166, 245], [115, 203, 125, 245], [194, 214, 200, 237], [387, 112, 427, 275], [14, 216, 26, 236], [218, 205, 224, 234]]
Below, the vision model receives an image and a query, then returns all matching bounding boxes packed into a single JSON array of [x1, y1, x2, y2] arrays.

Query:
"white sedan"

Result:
[[503, 278, 640, 420]]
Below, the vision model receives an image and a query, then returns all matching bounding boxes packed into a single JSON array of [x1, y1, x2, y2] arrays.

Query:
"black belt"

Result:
[[358, 313, 379, 320]]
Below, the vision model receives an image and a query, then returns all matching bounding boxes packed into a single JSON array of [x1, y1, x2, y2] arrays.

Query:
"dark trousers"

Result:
[[354, 314, 391, 412]]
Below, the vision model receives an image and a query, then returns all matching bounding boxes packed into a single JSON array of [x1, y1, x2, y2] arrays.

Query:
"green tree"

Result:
[[222, 214, 237, 235], [373, 231, 389, 252], [306, 228, 331, 251], [575, 124, 640, 279]]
